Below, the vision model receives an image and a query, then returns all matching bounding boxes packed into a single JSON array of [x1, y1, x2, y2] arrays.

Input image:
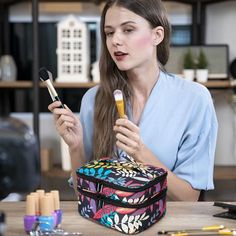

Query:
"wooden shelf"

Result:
[[42, 165, 71, 178], [198, 80, 234, 89], [214, 166, 236, 180], [43, 165, 236, 180], [0, 81, 98, 88], [0, 80, 234, 89]]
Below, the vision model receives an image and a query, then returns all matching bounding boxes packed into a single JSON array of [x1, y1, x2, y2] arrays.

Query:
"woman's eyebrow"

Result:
[[104, 21, 137, 29]]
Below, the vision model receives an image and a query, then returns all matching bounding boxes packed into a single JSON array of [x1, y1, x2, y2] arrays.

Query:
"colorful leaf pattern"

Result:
[[77, 159, 167, 206], [77, 158, 167, 234]]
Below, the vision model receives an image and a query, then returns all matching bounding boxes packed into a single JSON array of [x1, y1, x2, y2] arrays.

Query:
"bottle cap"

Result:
[[30, 192, 39, 214], [26, 195, 36, 216], [45, 193, 55, 211], [51, 190, 60, 210], [41, 195, 53, 216], [36, 189, 45, 197], [36, 189, 45, 213]]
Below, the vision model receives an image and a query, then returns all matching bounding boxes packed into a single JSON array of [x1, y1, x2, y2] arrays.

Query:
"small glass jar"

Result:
[[0, 55, 17, 82]]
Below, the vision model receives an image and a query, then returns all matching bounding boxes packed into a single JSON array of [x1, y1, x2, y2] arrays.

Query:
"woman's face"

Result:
[[104, 6, 158, 72]]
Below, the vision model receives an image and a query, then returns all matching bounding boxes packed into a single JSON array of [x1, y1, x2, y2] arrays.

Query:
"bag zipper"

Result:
[[78, 187, 167, 209], [77, 171, 167, 193]]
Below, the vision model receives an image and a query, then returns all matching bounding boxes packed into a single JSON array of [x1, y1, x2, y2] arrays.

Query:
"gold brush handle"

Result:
[[158, 225, 226, 235], [170, 231, 233, 236], [115, 100, 125, 118], [202, 225, 225, 231]]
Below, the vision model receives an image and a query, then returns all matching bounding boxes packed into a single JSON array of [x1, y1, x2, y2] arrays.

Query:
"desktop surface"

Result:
[[0, 201, 235, 236]]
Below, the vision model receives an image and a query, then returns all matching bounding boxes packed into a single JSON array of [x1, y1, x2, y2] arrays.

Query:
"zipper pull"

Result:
[[96, 183, 103, 193]]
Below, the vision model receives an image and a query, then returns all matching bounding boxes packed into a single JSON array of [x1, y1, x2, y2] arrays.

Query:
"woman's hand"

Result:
[[48, 101, 83, 150], [113, 116, 146, 162], [114, 116, 200, 201]]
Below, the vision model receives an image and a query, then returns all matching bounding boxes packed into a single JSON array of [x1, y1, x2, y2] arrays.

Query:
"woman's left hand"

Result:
[[113, 116, 146, 162]]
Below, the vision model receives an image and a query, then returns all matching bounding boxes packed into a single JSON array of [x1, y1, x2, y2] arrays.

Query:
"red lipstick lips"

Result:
[[114, 51, 128, 61]]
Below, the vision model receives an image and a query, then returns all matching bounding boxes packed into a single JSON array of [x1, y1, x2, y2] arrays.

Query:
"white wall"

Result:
[[206, 1, 236, 62]]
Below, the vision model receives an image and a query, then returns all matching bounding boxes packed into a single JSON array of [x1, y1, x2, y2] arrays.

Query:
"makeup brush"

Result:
[[169, 229, 236, 236], [113, 89, 125, 118], [39, 67, 65, 108], [158, 225, 225, 235]]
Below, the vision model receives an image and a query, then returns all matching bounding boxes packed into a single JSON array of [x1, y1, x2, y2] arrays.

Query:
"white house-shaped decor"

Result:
[[56, 15, 90, 82]]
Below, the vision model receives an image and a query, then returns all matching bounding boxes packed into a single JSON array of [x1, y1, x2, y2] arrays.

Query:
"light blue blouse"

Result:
[[79, 71, 218, 190]]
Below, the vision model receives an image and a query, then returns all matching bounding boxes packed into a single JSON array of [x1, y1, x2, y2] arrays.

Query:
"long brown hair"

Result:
[[93, 0, 171, 160]]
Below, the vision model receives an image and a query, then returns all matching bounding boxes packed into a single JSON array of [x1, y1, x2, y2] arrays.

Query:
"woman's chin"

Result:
[[116, 64, 131, 71]]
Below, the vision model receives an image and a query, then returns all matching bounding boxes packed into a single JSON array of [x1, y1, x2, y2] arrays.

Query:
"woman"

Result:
[[49, 0, 218, 201]]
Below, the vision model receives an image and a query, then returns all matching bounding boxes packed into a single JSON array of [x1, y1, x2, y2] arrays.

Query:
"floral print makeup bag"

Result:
[[76, 157, 167, 234]]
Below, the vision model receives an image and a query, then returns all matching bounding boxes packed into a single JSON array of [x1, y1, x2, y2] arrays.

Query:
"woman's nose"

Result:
[[112, 32, 123, 46]]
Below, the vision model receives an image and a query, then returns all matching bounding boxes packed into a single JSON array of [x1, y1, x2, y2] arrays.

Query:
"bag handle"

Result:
[[121, 154, 156, 176]]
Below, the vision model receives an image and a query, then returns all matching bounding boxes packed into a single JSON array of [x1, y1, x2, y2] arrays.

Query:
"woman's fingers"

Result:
[[116, 140, 140, 157], [114, 125, 140, 142], [115, 118, 139, 133], [48, 101, 76, 132], [56, 114, 75, 127], [48, 101, 62, 112], [116, 132, 139, 148], [114, 117, 143, 159]]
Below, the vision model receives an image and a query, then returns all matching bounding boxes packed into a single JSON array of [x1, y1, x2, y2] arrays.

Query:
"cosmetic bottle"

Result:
[[36, 189, 45, 215], [0, 211, 6, 236], [51, 190, 62, 226], [45, 193, 57, 228], [24, 195, 37, 233], [38, 195, 54, 231], [30, 192, 40, 215]]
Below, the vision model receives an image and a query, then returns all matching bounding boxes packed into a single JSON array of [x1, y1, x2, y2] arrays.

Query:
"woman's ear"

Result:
[[152, 26, 164, 46]]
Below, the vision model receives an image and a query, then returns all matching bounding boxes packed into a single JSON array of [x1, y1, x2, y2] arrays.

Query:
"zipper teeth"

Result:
[[78, 187, 167, 209], [77, 171, 167, 192]]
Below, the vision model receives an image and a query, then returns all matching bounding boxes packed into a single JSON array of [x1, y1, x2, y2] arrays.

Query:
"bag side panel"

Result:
[[77, 176, 167, 205], [78, 192, 166, 234]]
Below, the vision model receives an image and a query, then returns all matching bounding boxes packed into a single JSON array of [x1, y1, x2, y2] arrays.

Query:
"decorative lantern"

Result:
[[56, 15, 90, 82]]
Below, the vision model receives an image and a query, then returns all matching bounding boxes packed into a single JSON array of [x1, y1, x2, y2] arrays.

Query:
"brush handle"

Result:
[[55, 96, 65, 109]]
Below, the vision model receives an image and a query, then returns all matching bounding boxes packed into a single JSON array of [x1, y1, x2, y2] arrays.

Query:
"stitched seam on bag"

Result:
[[77, 171, 167, 193], [78, 187, 167, 208]]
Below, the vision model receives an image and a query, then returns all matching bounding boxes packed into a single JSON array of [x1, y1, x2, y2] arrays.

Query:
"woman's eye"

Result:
[[105, 32, 114, 37], [124, 28, 133, 33]]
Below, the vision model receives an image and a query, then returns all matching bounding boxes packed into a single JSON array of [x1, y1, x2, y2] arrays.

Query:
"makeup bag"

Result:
[[76, 157, 167, 234]]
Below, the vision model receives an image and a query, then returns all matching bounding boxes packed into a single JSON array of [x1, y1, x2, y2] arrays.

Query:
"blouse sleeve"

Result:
[[173, 91, 218, 190], [79, 86, 98, 162]]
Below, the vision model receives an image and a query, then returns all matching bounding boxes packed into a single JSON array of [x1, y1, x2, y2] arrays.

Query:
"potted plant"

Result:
[[196, 49, 209, 83], [182, 49, 195, 81]]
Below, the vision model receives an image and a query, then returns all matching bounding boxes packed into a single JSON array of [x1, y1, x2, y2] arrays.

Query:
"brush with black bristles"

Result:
[[39, 67, 65, 108]]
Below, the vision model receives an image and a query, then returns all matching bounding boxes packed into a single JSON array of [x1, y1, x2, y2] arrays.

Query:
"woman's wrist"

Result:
[[69, 144, 80, 155], [68, 140, 84, 155]]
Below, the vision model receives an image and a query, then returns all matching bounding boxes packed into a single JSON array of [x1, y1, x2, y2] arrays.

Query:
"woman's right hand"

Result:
[[48, 101, 83, 150]]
